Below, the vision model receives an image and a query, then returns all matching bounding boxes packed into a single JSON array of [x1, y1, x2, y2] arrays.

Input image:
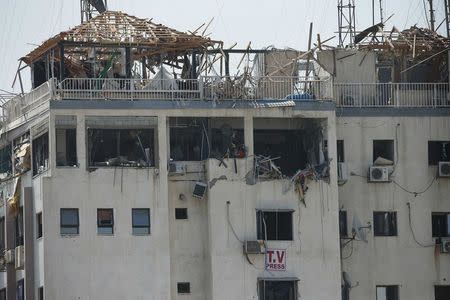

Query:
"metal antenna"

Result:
[[445, 0, 450, 37], [428, 0, 435, 31], [379, 0, 384, 24], [337, 0, 356, 47], [80, 0, 108, 23]]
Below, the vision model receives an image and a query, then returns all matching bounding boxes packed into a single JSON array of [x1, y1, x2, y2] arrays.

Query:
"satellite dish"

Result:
[[352, 214, 367, 242], [342, 271, 352, 289]]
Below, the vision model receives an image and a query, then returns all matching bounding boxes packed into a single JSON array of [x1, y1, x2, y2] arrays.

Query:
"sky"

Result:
[[0, 0, 447, 93]]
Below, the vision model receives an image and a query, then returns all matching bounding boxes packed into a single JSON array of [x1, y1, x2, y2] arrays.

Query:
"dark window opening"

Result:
[[17, 279, 24, 300], [339, 211, 348, 237], [56, 128, 77, 166], [337, 140, 345, 163], [428, 141, 450, 165], [60, 208, 79, 235], [0, 288, 5, 300], [175, 208, 188, 220], [0, 145, 12, 175], [97, 209, 114, 234], [177, 282, 190, 294], [254, 130, 313, 176], [0, 218, 4, 252], [373, 140, 394, 163], [132, 208, 150, 235], [15, 207, 24, 247], [36, 212, 43, 238], [32, 60, 47, 89], [376, 285, 399, 300], [38, 286, 44, 300], [169, 118, 245, 161], [432, 213, 450, 237], [32, 132, 49, 176], [341, 285, 349, 300], [435, 286, 450, 300], [258, 280, 297, 300], [257, 210, 293, 241], [88, 129, 154, 167], [374, 212, 397, 236]]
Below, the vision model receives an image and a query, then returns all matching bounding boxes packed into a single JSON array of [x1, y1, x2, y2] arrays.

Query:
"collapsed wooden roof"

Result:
[[22, 11, 219, 64]]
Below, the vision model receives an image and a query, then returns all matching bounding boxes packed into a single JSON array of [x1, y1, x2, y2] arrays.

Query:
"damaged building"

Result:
[[0, 1, 449, 300]]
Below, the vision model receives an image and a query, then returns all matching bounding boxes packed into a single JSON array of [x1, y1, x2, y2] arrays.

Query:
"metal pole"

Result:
[[445, 0, 450, 38], [372, 0, 375, 26], [428, 0, 435, 31]]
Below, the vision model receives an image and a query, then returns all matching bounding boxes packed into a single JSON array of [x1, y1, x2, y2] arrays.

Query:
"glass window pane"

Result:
[[61, 209, 78, 226], [133, 209, 149, 226], [98, 227, 113, 234], [61, 227, 78, 235], [376, 287, 387, 300], [132, 227, 150, 235]]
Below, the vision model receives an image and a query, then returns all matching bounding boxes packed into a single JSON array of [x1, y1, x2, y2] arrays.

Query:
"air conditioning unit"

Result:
[[243, 241, 263, 254], [192, 182, 208, 199], [438, 162, 450, 177], [338, 162, 348, 182], [369, 166, 390, 182], [441, 238, 450, 253], [4, 250, 14, 264], [168, 162, 186, 176], [15, 246, 24, 270]]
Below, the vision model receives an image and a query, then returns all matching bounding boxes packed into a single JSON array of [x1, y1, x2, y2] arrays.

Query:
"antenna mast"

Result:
[[337, 0, 356, 47], [428, 0, 435, 31], [80, 0, 108, 23], [445, 0, 450, 38]]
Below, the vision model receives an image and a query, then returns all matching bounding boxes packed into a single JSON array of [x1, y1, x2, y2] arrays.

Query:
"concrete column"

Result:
[[244, 116, 254, 157], [48, 114, 55, 172], [77, 114, 86, 170], [24, 187, 34, 300], [5, 187, 16, 300]]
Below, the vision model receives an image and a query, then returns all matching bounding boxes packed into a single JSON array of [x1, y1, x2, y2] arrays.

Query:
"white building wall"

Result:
[[337, 116, 450, 300]]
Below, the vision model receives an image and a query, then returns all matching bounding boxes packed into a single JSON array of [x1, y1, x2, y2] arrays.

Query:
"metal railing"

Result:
[[334, 83, 450, 107], [57, 76, 334, 101]]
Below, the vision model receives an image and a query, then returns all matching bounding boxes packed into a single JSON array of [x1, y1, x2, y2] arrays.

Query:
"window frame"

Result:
[[256, 210, 294, 241], [175, 208, 188, 220], [177, 282, 191, 294], [435, 285, 450, 300], [428, 141, 450, 166], [36, 212, 43, 239], [373, 211, 398, 237], [55, 127, 78, 167], [258, 280, 298, 300], [376, 285, 399, 300], [337, 140, 345, 163], [373, 139, 394, 163], [432, 212, 450, 237], [132, 208, 150, 235], [60, 208, 79, 235], [97, 208, 114, 235], [339, 210, 348, 237]]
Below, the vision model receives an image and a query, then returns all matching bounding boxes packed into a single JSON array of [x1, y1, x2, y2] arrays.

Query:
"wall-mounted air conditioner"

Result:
[[15, 246, 24, 270], [369, 166, 390, 182], [4, 250, 14, 264], [168, 162, 186, 176], [441, 238, 450, 253], [338, 162, 348, 183], [438, 162, 450, 178], [243, 241, 264, 254], [192, 182, 207, 199]]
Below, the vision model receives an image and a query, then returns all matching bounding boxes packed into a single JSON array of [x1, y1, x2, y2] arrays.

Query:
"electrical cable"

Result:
[[226, 201, 243, 243], [392, 176, 436, 197], [407, 202, 435, 248], [391, 123, 400, 175]]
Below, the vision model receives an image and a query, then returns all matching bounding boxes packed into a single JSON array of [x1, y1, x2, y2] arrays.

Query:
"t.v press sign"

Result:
[[265, 249, 286, 271]]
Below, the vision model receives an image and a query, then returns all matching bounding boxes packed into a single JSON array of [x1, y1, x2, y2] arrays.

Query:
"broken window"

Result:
[[60, 208, 79, 235], [435, 286, 450, 300], [428, 141, 450, 165], [56, 128, 77, 167], [373, 212, 397, 236], [254, 119, 325, 176], [339, 210, 348, 237], [258, 280, 297, 300], [169, 117, 245, 162], [132, 208, 150, 235], [337, 140, 345, 163], [373, 140, 394, 164], [88, 129, 154, 167], [97, 209, 114, 234], [32, 132, 49, 176], [432, 213, 450, 237], [15, 207, 24, 247], [256, 210, 293, 241], [376, 285, 399, 300], [175, 208, 188, 220]]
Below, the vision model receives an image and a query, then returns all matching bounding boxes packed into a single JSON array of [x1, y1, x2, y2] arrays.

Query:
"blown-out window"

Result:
[[256, 210, 293, 241], [373, 212, 397, 236]]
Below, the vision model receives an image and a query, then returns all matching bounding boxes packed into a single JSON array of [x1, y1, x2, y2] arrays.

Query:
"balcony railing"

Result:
[[57, 76, 334, 101], [334, 83, 450, 107]]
